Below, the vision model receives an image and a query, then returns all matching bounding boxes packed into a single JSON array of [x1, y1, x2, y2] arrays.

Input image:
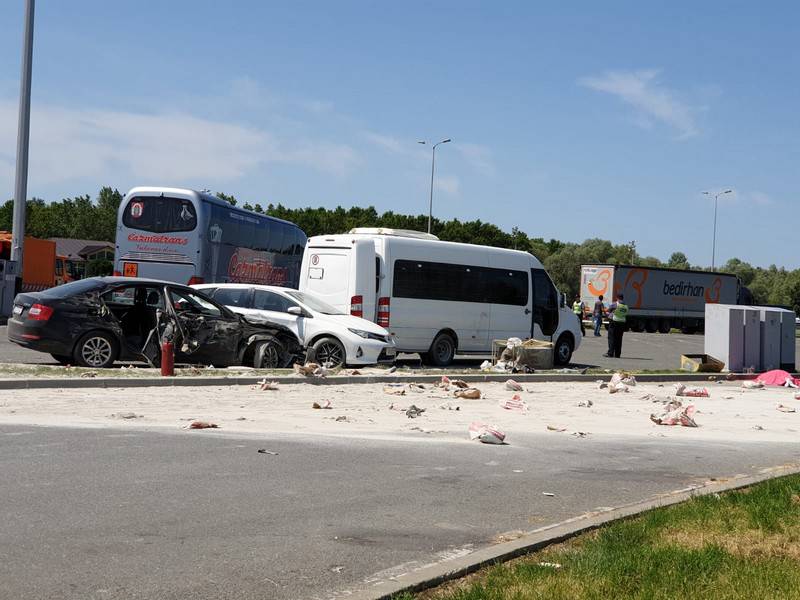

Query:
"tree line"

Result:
[[1, 187, 797, 312]]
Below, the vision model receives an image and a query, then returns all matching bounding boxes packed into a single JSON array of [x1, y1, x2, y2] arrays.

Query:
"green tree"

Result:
[[667, 252, 691, 270]]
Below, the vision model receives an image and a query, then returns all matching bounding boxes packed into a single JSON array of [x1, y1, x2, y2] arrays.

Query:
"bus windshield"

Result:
[[122, 196, 197, 233]]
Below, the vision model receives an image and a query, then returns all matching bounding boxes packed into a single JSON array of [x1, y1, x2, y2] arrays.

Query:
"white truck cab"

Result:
[[300, 228, 581, 365]]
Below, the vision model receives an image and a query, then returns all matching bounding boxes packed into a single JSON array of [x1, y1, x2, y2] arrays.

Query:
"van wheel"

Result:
[[554, 334, 574, 366], [311, 337, 346, 368], [427, 333, 456, 367], [74, 331, 118, 368]]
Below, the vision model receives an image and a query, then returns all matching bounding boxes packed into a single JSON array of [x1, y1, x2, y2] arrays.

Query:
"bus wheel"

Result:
[[311, 337, 346, 368], [554, 334, 574, 366], [427, 333, 456, 367]]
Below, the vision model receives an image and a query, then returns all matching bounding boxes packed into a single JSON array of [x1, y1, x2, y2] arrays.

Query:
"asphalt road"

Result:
[[1, 325, 797, 372], [2, 425, 799, 600]]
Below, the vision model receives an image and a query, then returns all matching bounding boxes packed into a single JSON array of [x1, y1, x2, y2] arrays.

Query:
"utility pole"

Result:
[[418, 138, 451, 234], [702, 189, 732, 271], [11, 0, 36, 294]]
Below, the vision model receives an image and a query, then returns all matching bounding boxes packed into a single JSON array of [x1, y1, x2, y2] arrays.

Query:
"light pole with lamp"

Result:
[[418, 138, 451, 234], [702, 189, 732, 270]]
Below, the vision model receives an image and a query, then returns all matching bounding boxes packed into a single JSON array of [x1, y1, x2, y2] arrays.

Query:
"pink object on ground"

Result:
[[755, 370, 800, 388], [468, 421, 506, 444]]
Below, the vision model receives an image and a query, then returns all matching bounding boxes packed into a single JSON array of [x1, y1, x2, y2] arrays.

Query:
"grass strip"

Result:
[[402, 475, 800, 600]]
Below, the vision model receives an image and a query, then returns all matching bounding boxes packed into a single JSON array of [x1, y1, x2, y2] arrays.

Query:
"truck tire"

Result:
[[426, 333, 456, 367], [645, 319, 658, 333], [658, 319, 672, 334], [630, 319, 645, 333], [554, 334, 574, 366]]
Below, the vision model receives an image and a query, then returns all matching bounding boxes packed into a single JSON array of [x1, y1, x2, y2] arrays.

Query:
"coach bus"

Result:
[[114, 187, 306, 287]]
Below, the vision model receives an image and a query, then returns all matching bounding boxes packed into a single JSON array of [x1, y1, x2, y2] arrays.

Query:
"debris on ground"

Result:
[[257, 449, 279, 455], [597, 380, 608, 389], [776, 404, 796, 413], [500, 394, 528, 412], [188, 421, 219, 429], [674, 383, 710, 397], [572, 431, 590, 438], [408, 383, 426, 393], [468, 421, 506, 444], [607, 372, 632, 394], [546, 425, 567, 432], [756, 369, 800, 387], [112, 412, 141, 419], [542, 492, 556, 497], [387, 366, 397, 374], [608, 382, 629, 394], [454, 387, 481, 399], [294, 362, 321, 377], [405, 404, 426, 418], [438, 402, 461, 411], [80, 371, 98, 378], [537, 562, 562, 569], [257, 379, 279, 391], [312, 400, 332, 409], [742, 380, 765, 389], [383, 383, 407, 396], [335, 415, 349, 422], [350, 370, 362, 375], [505, 379, 524, 392], [577, 399, 594, 408], [650, 400, 698, 427], [639, 393, 656, 401], [753, 425, 765, 431]]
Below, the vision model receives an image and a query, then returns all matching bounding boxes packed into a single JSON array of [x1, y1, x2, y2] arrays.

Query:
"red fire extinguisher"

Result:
[[161, 341, 175, 376]]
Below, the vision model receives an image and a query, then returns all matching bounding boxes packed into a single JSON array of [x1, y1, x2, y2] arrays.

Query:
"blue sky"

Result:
[[1, 1, 798, 267]]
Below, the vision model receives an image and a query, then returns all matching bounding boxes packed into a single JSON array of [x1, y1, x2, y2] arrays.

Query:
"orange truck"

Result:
[[0, 232, 69, 292]]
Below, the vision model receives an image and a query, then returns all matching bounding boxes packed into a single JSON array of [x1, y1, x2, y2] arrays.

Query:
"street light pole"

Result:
[[11, 0, 36, 293], [702, 189, 732, 270], [418, 138, 451, 234]]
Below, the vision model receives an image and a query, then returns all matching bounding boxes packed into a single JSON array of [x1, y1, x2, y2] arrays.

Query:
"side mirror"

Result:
[[287, 306, 303, 316]]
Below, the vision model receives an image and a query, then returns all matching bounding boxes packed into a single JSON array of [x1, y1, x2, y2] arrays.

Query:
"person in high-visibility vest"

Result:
[[603, 293, 629, 358], [572, 296, 586, 336]]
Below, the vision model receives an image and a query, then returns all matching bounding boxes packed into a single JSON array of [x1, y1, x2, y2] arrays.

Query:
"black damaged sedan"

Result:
[[8, 277, 304, 368]]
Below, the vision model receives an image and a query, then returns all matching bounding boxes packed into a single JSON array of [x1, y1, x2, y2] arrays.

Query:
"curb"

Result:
[[0, 372, 756, 390], [344, 463, 800, 600]]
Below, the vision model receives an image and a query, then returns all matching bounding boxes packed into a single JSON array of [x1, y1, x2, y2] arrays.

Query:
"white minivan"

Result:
[[299, 228, 581, 366]]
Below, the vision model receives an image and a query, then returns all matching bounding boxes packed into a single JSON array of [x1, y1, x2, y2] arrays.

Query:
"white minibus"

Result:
[[299, 228, 581, 365]]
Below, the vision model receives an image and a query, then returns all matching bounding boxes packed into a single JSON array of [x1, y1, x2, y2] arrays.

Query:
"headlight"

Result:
[[348, 328, 389, 342]]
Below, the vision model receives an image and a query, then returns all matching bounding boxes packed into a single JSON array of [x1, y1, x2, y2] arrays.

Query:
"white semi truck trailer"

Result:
[[580, 264, 753, 334]]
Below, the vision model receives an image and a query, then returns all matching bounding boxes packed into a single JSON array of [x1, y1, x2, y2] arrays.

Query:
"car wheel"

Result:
[[50, 354, 72, 365], [311, 337, 346, 368], [554, 334, 574, 366], [74, 331, 118, 368], [427, 332, 456, 367], [252, 339, 284, 369]]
